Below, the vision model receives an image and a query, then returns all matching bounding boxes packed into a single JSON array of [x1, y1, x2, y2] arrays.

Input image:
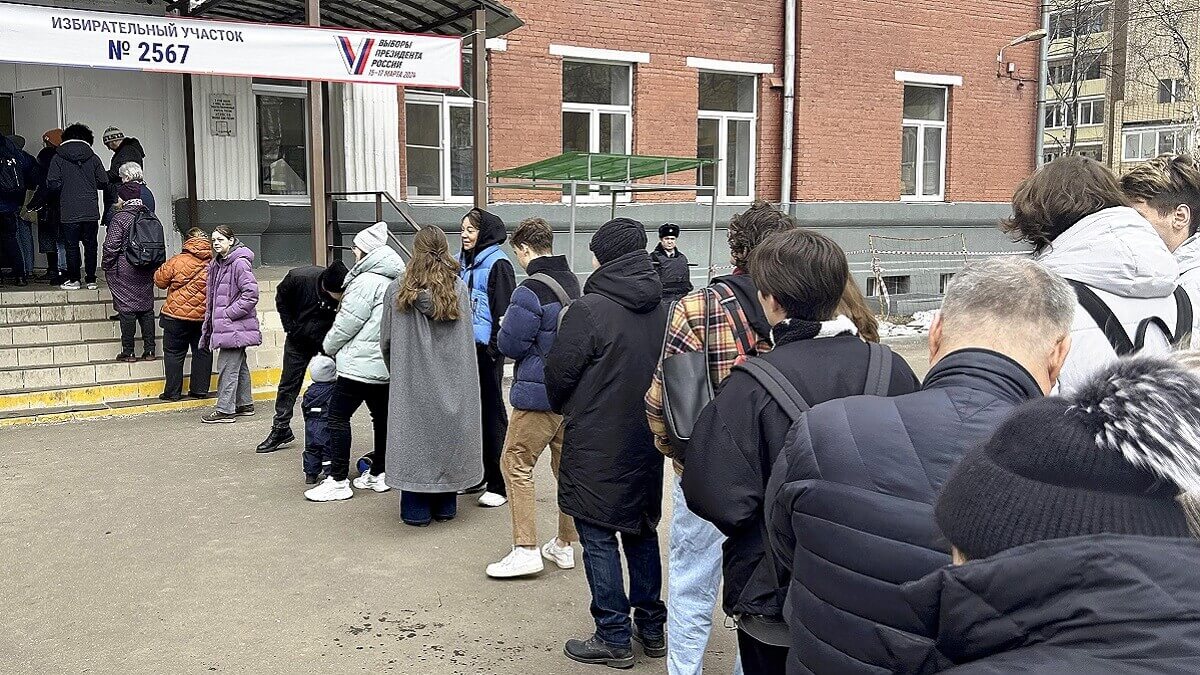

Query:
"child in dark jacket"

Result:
[[302, 355, 337, 485]]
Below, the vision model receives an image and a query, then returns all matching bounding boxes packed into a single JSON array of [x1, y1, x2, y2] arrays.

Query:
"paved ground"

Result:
[[0, 335, 931, 674], [1, 408, 738, 674]]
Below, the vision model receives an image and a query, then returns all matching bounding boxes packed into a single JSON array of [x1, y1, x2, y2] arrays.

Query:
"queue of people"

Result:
[[8, 130, 1200, 671]]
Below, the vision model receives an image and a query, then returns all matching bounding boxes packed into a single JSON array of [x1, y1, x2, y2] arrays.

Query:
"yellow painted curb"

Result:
[[0, 368, 283, 426]]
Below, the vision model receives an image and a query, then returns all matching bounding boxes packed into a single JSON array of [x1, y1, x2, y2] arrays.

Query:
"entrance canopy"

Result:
[[173, 0, 522, 38], [488, 152, 720, 273]]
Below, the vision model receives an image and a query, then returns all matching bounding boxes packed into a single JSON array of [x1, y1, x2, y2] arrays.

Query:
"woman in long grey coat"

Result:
[[382, 226, 482, 526]]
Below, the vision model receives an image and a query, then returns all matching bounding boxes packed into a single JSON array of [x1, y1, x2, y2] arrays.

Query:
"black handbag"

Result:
[[661, 287, 715, 453]]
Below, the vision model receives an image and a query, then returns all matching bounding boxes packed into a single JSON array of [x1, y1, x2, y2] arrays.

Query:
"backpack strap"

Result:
[[733, 359, 810, 424], [864, 342, 895, 397], [1067, 279, 1136, 356], [528, 273, 572, 307], [711, 281, 758, 357], [1174, 286, 1194, 346]]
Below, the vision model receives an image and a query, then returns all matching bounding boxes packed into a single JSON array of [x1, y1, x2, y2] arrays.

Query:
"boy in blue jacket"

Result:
[[302, 355, 337, 485], [485, 217, 581, 579]]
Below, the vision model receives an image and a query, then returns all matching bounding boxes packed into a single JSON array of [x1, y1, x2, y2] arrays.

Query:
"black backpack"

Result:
[[124, 207, 167, 269], [0, 154, 24, 193], [1068, 280, 1193, 354]]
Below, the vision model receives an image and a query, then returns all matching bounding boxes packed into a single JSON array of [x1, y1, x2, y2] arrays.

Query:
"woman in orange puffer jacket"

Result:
[[154, 228, 214, 401]]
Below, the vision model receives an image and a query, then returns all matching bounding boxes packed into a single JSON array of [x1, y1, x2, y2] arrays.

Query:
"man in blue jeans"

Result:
[[546, 218, 669, 668]]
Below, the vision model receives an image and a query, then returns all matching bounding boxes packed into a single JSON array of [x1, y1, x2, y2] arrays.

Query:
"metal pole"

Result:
[[569, 181, 578, 272], [610, 189, 617, 221], [472, 8, 489, 208], [180, 4, 199, 230], [1035, 4, 1050, 167], [781, 0, 797, 204], [306, 0, 328, 265], [707, 181, 718, 279], [375, 192, 383, 224]]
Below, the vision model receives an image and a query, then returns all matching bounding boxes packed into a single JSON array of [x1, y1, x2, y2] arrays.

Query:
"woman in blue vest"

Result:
[[459, 208, 517, 507]]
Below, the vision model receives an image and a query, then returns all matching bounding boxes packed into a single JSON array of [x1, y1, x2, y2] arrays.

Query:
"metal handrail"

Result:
[[326, 190, 416, 260]]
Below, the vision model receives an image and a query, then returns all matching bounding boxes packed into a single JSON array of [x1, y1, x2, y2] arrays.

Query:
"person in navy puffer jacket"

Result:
[[301, 355, 337, 486], [485, 217, 582, 579]]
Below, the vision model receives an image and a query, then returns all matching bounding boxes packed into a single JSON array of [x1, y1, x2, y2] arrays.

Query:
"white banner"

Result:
[[0, 2, 463, 88]]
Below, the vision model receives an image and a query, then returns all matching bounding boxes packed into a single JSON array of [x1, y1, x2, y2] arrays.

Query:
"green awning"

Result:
[[489, 152, 713, 184]]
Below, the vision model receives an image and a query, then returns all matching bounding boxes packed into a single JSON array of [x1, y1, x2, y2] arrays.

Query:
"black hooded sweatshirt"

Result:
[[546, 250, 668, 534], [46, 140, 108, 224], [460, 209, 516, 351], [104, 137, 146, 207]]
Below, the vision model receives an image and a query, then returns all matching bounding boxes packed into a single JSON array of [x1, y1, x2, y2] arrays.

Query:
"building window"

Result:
[[562, 59, 633, 198], [404, 52, 475, 202], [1048, 55, 1105, 85], [1049, 4, 1109, 40], [1159, 78, 1189, 104], [405, 95, 473, 201], [939, 273, 955, 294], [696, 71, 757, 202], [900, 85, 947, 201], [1044, 98, 1104, 129], [1044, 143, 1104, 164], [254, 81, 308, 199], [868, 275, 912, 297], [1123, 127, 1191, 161]]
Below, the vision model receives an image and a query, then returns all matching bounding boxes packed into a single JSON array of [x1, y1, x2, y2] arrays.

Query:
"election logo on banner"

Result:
[[337, 36, 375, 76]]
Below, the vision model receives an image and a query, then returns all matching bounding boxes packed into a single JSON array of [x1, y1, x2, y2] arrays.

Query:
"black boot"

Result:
[[632, 629, 666, 658], [256, 426, 295, 453], [564, 635, 634, 669]]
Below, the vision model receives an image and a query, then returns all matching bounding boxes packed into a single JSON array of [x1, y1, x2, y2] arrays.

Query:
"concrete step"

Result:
[[0, 325, 288, 368], [2, 305, 283, 347]]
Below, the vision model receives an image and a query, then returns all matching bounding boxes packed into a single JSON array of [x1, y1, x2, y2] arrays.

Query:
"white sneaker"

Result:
[[86, 282, 98, 290], [60, 280, 81, 290], [478, 491, 508, 508], [542, 538, 576, 570], [353, 472, 391, 493], [304, 477, 353, 502], [486, 547, 544, 578]]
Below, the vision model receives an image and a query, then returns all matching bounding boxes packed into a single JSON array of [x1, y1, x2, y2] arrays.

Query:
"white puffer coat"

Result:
[[1038, 206, 1182, 394]]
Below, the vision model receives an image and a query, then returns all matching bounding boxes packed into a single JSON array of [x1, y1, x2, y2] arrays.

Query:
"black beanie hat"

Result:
[[659, 223, 680, 239], [936, 356, 1200, 561], [320, 260, 349, 293], [590, 217, 648, 265]]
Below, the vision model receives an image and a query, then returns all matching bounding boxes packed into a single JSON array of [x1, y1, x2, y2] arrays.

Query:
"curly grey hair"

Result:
[[118, 161, 143, 183]]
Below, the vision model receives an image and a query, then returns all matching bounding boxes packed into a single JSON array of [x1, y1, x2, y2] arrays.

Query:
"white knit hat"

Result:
[[103, 126, 124, 144], [353, 221, 389, 254], [309, 355, 337, 383]]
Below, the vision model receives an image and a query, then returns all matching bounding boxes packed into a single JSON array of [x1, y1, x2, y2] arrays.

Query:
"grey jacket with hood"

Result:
[[323, 246, 406, 383], [1037, 206, 1183, 393]]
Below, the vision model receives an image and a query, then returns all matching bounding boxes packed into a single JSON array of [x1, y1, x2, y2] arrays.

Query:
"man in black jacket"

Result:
[[764, 257, 1076, 674], [683, 229, 921, 672], [101, 127, 144, 226], [546, 218, 667, 669], [649, 223, 693, 303], [256, 261, 348, 453], [46, 123, 108, 290], [883, 356, 1200, 673]]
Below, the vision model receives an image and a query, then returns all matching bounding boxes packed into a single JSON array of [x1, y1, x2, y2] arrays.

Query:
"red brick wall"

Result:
[[793, 0, 1041, 202], [395, 0, 1039, 205]]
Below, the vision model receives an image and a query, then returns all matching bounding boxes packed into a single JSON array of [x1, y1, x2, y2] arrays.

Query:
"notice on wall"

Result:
[[208, 93, 236, 137], [0, 2, 463, 88]]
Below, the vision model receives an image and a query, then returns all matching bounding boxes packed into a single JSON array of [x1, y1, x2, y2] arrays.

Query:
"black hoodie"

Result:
[[46, 140, 107, 224], [546, 250, 668, 534], [104, 137, 146, 206], [460, 209, 516, 350]]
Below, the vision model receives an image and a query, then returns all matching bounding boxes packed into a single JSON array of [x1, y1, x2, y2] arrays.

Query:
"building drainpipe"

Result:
[[780, 0, 796, 206], [1035, 4, 1050, 168]]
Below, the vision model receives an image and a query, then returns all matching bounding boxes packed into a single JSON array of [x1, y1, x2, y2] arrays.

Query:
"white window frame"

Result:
[[253, 82, 310, 205], [1159, 77, 1188, 104], [1044, 97, 1104, 129], [1123, 125, 1193, 162], [560, 58, 634, 203], [696, 71, 758, 204], [405, 90, 475, 204], [901, 84, 948, 202]]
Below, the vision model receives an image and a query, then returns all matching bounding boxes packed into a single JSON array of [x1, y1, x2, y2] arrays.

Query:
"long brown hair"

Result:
[[396, 226, 462, 321], [837, 278, 879, 343], [1001, 156, 1131, 253]]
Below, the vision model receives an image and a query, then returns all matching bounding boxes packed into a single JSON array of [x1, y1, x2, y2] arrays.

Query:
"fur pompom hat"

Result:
[[936, 356, 1200, 560]]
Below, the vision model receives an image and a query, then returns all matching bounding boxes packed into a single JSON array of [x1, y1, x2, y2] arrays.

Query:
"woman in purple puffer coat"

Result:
[[200, 225, 261, 424]]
